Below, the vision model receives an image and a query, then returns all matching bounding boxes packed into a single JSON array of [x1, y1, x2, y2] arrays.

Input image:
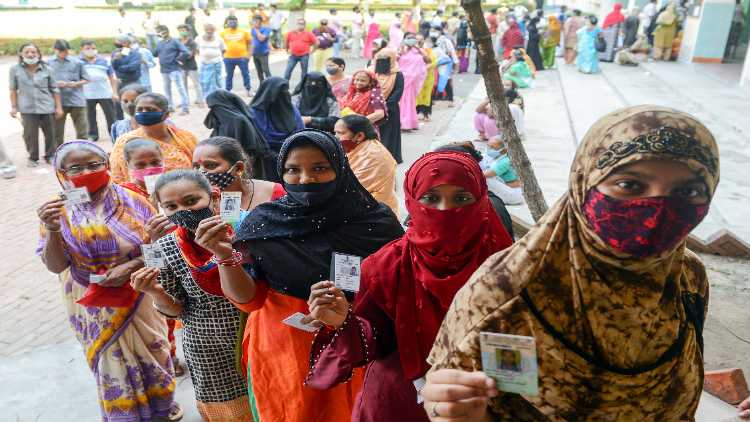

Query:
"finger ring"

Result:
[[430, 402, 440, 417]]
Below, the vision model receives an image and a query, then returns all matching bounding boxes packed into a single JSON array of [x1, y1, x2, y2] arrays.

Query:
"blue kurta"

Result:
[[576, 27, 602, 74]]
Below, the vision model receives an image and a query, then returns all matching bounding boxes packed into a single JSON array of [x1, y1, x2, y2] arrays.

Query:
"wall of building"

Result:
[[690, 0, 735, 62]]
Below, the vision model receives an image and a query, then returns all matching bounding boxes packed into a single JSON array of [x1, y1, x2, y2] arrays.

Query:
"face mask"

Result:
[[375, 57, 391, 74], [285, 180, 337, 207], [582, 188, 709, 258], [122, 100, 136, 117], [228, 21, 238, 29], [429, 31, 440, 38], [121, 47, 131, 56], [69, 169, 110, 194], [297, 24, 306, 30], [83, 49, 97, 58], [22, 57, 39, 65], [130, 166, 164, 182], [325, 66, 338, 76], [179, 31, 190, 37], [202, 167, 236, 190], [486, 148, 501, 158], [404, 38, 418, 47], [135, 111, 166, 126], [167, 206, 214, 231]]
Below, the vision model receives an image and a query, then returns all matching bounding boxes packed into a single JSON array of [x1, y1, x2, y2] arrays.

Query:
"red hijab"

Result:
[[502, 21, 525, 58], [603, 3, 625, 28], [357, 151, 513, 380]]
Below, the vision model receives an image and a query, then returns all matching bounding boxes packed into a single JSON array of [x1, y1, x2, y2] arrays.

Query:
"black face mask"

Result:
[[285, 181, 337, 207], [202, 168, 236, 190], [375, 57, 391, 74], [167, 206, 214, 231]]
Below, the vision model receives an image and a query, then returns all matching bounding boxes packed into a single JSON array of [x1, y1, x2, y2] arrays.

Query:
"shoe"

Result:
[[0, 166, 16, 179], [27, 159, 39, 168], [157, 403, 184, 422]]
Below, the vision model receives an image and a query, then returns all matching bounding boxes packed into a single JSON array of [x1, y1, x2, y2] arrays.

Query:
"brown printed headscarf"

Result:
[[428, 105, 719, 421]]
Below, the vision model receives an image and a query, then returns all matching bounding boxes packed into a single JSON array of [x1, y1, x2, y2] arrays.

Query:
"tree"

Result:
[[461, 0, 549, 222]]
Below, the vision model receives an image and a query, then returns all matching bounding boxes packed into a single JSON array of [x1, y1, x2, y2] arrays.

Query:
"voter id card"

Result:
[[331, 252, 362, 292], [220, 191, 242, 223], [142, 244, 166, 269], [89, 274, 106, 284], [479, 332, 538, 396], [61, 187, 91, 207], [282, 312, 318, 332]]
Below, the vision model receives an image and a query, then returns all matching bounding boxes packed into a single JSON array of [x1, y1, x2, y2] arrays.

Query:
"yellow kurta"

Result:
[[416, 48, 437, 108], [347, 139, 400, 217]]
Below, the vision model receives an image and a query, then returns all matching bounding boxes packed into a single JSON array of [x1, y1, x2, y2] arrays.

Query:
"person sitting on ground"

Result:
[[333, 115, 398, 216], [501, 49, 533, 88], [110, 92, 198, 184], [291, 71, 341, 133], [615, 33, 652, 66], [483, 136, 524, 205], [473, 87, 525, 142]]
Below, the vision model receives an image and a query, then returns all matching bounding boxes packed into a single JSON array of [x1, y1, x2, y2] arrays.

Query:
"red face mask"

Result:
[[583, 188, 709, 258], [69, 169, 111, 194], [339, 138, 361, 153]]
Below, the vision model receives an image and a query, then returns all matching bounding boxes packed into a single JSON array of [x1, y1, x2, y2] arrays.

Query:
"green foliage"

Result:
[[0, 37, 129, 56]]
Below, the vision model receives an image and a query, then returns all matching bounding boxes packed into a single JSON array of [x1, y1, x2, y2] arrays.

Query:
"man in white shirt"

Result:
[[117, 7, 135, 36], [142, 10, 159, 53], [269, 4, 287, 49], [351, 6, 364, 58], [642, 0, 659, 30], [198, 23, 226, 99]]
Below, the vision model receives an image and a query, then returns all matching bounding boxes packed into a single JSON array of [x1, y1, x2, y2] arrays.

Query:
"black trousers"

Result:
[[253, 54, 272, 82], [86, 98, 116, 141], [21, 113, 55, 162]]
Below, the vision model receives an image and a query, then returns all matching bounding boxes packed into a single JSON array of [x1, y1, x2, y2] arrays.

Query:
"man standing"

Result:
[[117, 7, 135, 36], [80, 40, 118, 142], [269, 4, 286, 49], [642, 0, 659, 42], [49, 39, 89, 147], [251, 15, 273, 82], [154, 25, 191, 115], [221, 15, 253, 97], [177, 24, 204, 107], [351, 5, 364, 58], [328, 8, 343, 57], [111, 35, 143, 87], [312, 19, 336, 72], [198, 23, 225, 99], [185, 7, 198, 39], [256, 3, 270, 26], [284, 18, 318, 80]]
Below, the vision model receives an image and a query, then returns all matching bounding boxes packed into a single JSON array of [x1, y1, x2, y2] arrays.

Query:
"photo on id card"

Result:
[[480, 332, 538, 396]]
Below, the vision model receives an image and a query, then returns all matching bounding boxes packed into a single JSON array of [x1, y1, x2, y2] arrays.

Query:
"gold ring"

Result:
[[430, 402, 440, 417]]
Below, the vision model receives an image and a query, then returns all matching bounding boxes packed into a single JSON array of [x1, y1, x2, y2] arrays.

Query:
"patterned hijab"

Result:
[[428, 106, 720, 420]]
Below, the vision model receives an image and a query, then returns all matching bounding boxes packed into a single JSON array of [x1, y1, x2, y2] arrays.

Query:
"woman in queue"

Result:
[[339, 70, 387, 125], [371, 48, 405, 163], [422, 106, 720, 421], [291, 71, 341, 133], [36, 140, 181, 421], [304, 151, 513, 421]]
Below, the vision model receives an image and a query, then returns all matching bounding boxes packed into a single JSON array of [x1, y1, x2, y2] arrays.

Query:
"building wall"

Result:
[[690, 0, 735, 62]]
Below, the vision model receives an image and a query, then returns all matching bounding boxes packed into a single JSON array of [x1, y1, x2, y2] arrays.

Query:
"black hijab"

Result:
[[234, 129, 404, 300], [204, 89, 274, 180], [249, 77, 298, 134], [291, 71, 336, 117]]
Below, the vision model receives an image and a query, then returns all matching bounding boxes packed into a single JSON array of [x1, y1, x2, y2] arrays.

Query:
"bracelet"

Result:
[[211, 250, 243, 267], [44, 224, 62, 232]]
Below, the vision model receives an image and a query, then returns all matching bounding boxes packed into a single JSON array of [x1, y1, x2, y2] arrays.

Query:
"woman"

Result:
[[483, 137, 525, 205], [111, 84, 147, 142], [111, 93, 198, 184], [502, 50, 534, 88], [500, 19, 524, 60], [291, 72, 341, 133], [398, 33, 428, 132], [219, 130, 404, 421], [326, 57, 351, 101], [653, 2, 679, 61], [388, 21, 404, 49], [422, 105, 719, 421], [339, 70, 387, 124], [204, 89, 274, 182], [333, 115, 398, 215], [371, 48, 405, 164], [623, 7, 641, 48], [541, 15, 562, 69], [577, 16, 602, 74], [249, 77, 305, 152], [563, 10, 585, 64], [304, 151, 513, 422], [526, 13, 545, 72], [36, 140, 181, 421], [9, 43, 63, 167], [473, 89, 525, 143], [416, 34, 437, 122], [121, 138, 165, 197], [363, 21, 382, 59], [456, 19, 471, 73], [130, 170, 252, 421], [600, 2, 626, 62]]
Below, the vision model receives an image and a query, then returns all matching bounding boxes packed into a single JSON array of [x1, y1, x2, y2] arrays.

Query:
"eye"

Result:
[[185, 197, 199, 206], [313, 166, 331, 172], [164, 204, 177, 211], [614, 180, 645, 194], [419, 193, 439, 204], [284, 167, 299, 175], [674, 185, 706, 200], [455, 193, 474, 203]]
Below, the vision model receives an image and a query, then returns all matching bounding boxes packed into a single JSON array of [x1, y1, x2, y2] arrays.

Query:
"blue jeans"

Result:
[[200, 62, 223, 100], [283, 54, 309, 80], [333, 36, 343, 57], [224, 57, 251, 91], [161, 70, 189, 113]]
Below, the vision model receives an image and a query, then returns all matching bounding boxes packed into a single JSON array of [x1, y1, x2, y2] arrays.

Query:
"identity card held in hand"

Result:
[[142, 244, 166, 269], [480, 332, 539, 396], [220, 191, 242, 223], [331, 252, 362, 292]]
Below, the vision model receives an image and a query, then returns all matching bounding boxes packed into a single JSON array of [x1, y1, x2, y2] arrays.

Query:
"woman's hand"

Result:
[[145, 214, 175, 241], [194, 215, 233, 259], [306, 281, 349, 329], [130, 267, 164, 296], [102, 259, 143, 287], [302, 116, 313, 125], [37, 198, 65, 231], [421, 369, 497, 422], [739, 395, 750, 419]]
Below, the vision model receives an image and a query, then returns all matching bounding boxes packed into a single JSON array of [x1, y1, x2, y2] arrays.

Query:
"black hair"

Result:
[[177, 24, 189, 31], [156, 25, 169, 33], [227, 15, 238, 21], [80, 39, 96, 48], [404, 31, 417, 38], [154, 169, 212, 202], [271, 3, 277, 8], [123, 138, 162, 162], [253, 15, 263, 22], [490, 8, 498, 13], [135, 92, 169, 111], [434, 142, 483, 162], [340, 115, 378, 140], [329, 8, 337, 13], [197, 136, 250, 165], [328, 57, 346, 68], [118, 83, 147, 97], [352, 6, 359, 12], [53, 39, 71, 51], [189, 6, 195, 12], [118, 7, 125, 13], [452, 11, 460, 16], [505, 88, 520, 104], [505, 79, 518, 90], [588, 15, 598, 25], [573, 9, 582, 16]]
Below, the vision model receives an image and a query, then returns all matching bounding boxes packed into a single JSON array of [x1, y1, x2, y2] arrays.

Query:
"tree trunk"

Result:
[[461, 0, 549, 222]]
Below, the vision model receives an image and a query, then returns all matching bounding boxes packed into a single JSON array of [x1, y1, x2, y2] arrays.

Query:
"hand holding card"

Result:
[[282, 312, 320, 332], [307, 280, 349, 329], [331, 252, 362, 292]]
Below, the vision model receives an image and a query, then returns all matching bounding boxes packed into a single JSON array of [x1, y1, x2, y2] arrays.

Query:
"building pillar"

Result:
[[682, 0, 735, 63]]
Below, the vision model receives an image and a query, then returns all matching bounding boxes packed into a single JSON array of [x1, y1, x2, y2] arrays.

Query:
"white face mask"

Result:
[[22, 56, 39, 65], [83, 49, 98, 58]]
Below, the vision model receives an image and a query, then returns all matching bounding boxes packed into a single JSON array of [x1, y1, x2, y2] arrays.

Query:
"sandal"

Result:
[[173, 358, 186, 377], [161, 403, 184, 422]]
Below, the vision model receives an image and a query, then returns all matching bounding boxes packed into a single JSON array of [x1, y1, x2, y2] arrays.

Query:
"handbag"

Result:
[[595, 34, 607, 52]]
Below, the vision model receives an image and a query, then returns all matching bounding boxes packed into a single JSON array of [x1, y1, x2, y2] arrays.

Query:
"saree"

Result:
[[363, 23, 381, 59], [329, 76, 352, 102], [37, 181, 176, 421], [416, 48, 437, 108], [110, 126, 198, 184], [429, 106, 719, 420], [398, 47, 427, 131], [346, 139, 399, 216], [576, 26, 601, 74]]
